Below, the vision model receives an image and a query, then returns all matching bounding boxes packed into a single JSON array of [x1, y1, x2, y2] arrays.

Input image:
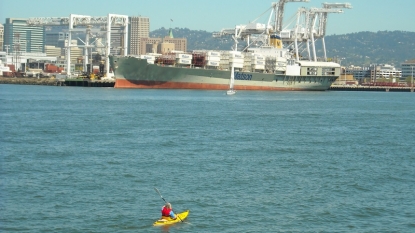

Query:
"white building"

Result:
[[0, 51, 57, 72], [373, 64, 402, 79]]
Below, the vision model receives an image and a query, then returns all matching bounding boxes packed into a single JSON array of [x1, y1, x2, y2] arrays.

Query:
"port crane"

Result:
[[213, 0, 310, 49], [299, 7, 344, 62], [318, 3, 352, 61], [27, 14, 128, 78], [274, 0, 310, 33], [282, 2, 351, 61], [213, 0, 351, 63]]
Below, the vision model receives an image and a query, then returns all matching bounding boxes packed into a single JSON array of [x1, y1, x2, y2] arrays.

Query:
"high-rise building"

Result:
[[0, 24, 4, 51], [44, 25, 71, 48], [401, 59, 415, 79], [4, 18, 43, 53], [139, 28, 187, 55], [129, 16, 150, 55]]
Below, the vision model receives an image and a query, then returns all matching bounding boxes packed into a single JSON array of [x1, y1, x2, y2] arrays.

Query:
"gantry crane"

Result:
[[213, 0, 309, 49], [308, 7, 344, 62], [27, 14, 128, 78], [273, 0, 310, 33], [318, 3, 352, 61], [288, 3, 351, 62]]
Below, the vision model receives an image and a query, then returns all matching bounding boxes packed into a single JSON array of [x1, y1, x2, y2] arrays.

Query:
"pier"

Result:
[[59, 78, 115, 87], [0, 77, 115, 87], [330, 85, 414, 92]]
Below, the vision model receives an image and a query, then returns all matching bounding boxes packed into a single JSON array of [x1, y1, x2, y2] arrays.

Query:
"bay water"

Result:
[[1, 84, 414, 232]]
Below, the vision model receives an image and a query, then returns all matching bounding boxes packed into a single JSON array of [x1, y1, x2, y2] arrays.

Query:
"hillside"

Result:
[[151, 28, 415, 66], [321, 31, 415, 66]]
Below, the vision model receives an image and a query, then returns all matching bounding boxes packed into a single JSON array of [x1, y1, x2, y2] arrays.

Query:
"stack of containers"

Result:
[[219, 51, 230, 70], [243, 52, 252, 71], [191, 52, 206, 67], [205, 51, 221, 67], [265, 57, 287, 72], [251, 53, 265, 71], [228, 51, 244, 69], [176, 53, 192, 65], [159, 54, 176, 65], [140, 54, 156, 64], [265, 57, 277, 72]]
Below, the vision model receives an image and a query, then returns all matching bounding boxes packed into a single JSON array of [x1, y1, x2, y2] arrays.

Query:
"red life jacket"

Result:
[[161, 206, 171, 217]]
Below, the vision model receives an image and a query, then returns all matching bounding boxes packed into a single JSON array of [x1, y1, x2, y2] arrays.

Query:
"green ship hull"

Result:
[[110, 56, 338, 91]]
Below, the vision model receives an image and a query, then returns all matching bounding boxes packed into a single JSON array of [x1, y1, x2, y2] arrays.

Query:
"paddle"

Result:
[[154, 187, 184, 223]]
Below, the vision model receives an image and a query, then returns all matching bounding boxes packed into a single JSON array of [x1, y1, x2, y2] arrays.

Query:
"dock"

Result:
[[330, 85, 414, 92], [0, 77, 115, 87], [58, 78, 115, 87]]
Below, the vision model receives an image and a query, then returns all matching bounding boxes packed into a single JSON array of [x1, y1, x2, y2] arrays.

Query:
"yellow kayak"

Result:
[[153, 210, 190, 226]]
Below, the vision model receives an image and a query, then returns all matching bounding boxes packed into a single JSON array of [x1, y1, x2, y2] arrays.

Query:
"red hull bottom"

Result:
[[115, 79, 316, 91]]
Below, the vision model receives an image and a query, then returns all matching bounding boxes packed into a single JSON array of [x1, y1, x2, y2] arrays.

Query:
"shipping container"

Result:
[[176, 54, 193, 59], [140, 55, 156, 60], [230, 62, 244, 68], [177, 59, 192, 65], [207, 51, 221, 57], [206, 56, 220, 62], [252, 65, 265, 70], [207, 61, 220, 67], [229, 58, 244, 63]]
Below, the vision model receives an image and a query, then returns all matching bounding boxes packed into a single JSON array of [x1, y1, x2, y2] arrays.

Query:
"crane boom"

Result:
[[275, 0, 310, 33], [322, 3, 352, 9]]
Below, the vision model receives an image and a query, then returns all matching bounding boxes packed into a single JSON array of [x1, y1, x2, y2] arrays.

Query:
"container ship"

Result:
[[110, 1, 346, 91]]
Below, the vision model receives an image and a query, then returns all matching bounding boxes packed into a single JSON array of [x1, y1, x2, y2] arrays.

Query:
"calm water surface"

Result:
[[1, 85, 414, 232]]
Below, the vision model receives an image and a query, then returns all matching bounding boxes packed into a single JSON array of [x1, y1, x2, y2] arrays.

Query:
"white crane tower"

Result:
[[213, 0, 310, 50], [274, 0, 310, 33], [27, 14, 129, 78], [318, 3, 352, 61], [286, 2, 352, 61], [213, 0, 352, 64]]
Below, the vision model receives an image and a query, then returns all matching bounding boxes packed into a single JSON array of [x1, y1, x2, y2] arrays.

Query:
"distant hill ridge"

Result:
[[151, 28, 415, 66]]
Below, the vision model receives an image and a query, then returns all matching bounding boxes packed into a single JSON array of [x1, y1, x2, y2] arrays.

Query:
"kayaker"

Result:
[[161, 203, 177, 220]]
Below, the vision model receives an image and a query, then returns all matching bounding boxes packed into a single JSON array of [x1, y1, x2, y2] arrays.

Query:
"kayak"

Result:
[[153, 210, 190, 226]]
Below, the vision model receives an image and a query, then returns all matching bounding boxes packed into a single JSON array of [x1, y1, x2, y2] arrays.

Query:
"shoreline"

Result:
[[0, 77, 61, 86], [0, 77, 115, 87]]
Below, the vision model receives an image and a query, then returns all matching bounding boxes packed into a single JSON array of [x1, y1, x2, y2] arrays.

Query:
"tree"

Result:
[[405, 76, 414, 86]]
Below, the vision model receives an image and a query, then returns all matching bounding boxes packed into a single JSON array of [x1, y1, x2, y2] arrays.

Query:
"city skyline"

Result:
[[1, 0, 414, 35]]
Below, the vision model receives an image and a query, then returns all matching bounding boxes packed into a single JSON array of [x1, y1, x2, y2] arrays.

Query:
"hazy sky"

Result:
[[1, 0, 414, 35]]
